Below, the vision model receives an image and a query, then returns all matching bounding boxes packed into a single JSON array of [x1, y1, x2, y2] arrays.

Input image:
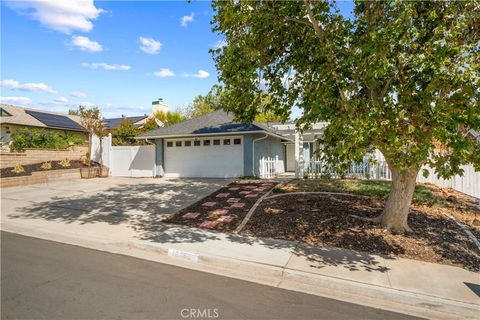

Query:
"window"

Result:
[[213, 139, 220, 146], [175, 141, 182, 147], [234, 138, 241, 145], [194, 140, 201, 146], [223, 139, 231, 145], [203, 140, 211, 146], [184, 141, 191, 147], [166, 141, 173, 147]]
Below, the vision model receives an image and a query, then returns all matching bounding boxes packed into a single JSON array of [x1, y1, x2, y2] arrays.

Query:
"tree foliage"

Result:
[[154, 110, 188, 126], [112, 120, 140, 146], [212, 0, 480, 232], [186, 85, 225, 118]]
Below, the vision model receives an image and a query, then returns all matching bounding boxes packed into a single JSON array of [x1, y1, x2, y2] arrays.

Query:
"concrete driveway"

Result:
[[1, 177, 232, 240]]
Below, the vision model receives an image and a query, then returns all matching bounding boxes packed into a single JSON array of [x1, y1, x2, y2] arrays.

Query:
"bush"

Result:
[[10, 128, 84, 152], [40, 162, 52, 170], [11, 163, 25, 174], [59, 158, 71, 168]]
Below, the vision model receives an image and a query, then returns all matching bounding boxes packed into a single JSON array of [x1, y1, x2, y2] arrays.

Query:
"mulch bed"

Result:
[[165, 181, 275, 232], [0, 160, 92, 178], [242, 193, 480, 271]]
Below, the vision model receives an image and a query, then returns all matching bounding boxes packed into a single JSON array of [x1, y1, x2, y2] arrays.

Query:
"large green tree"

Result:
[[186, 85, 225, 118], [212, 0, 480, 233]]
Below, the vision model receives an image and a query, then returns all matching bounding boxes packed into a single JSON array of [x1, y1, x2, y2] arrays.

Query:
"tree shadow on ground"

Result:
[[8, 180, 446, 274], [11, 179, 227, 228]]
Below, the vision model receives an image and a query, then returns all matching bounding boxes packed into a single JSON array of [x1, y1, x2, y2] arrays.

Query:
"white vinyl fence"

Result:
[[259, 156, 283, 179], [303, 158, 479, 198], [91, 133, 155, 177]]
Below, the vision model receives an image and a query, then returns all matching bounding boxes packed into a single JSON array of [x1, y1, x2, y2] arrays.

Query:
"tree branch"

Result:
[[303, 0, 325, 40]]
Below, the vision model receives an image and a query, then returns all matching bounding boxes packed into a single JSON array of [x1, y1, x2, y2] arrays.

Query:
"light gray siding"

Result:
[[154, 138, 164, 177], [249, 134, 285, 177]]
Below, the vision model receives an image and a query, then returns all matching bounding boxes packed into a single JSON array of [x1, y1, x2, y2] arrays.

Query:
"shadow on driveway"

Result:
[[9, 178, 392, 274]]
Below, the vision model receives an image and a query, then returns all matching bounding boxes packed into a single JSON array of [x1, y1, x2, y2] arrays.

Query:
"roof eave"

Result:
[[137, 129, 294, 142]]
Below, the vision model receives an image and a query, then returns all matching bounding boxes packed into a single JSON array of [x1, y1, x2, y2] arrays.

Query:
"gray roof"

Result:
[[104, 115, 148, 130], [137, 109, 290, 140]]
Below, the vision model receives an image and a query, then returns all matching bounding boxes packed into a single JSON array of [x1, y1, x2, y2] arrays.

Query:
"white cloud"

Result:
[[192, 70, 210, 78], [153, 68, 175, 78], [70, 91, 87, 98], [0, 79, 57, 94], [0, 96, 33, 105], [81, 62, 131, 71], [5, 0, 103, 34], [70, 35, 103, 52], [53, 96, 69, 104], [139, 37, 162, 54], [180, 12, 194, 27]]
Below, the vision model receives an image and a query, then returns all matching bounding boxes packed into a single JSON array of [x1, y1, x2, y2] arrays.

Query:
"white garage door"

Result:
[[164, 136, 244, 178]]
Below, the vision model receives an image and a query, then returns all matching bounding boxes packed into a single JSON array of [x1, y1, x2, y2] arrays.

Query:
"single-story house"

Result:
[[137, 109, 325, 178], [104, 115, 150, 130], [0, 104, 87, 146]]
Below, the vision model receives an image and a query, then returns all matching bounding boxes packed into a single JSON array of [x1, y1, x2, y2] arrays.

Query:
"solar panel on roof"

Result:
[[25, 110, 84, 131]]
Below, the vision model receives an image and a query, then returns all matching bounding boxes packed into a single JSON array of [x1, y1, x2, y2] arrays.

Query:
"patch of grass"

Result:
[[277, 179, 445, 207]]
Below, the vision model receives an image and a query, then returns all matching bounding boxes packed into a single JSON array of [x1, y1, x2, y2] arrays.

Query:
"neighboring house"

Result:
[[137, 109, 325, 178], [104, 115, 150, 130], [0, 104, 87, 146]]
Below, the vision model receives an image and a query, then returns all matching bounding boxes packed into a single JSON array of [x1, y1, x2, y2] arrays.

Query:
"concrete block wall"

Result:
[[0, 168, 81, 188], [0, 147, 88, 169]]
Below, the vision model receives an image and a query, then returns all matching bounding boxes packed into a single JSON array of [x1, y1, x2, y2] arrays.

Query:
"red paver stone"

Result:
[[200, 221, 219, 229], [245, 193, 259, 198], [209, 209, 229, 217], [239, 191, 251, 195], [253, 188, 265, 192], [226, 198, 240, 203], [243, 185, 257, 189], [202, 201, 217, 207], [228, 187, 240, 191], [216, 193, 230, 198], [230, 202, 246, 208], [182, 212, 200, 219], [217, 215, 235, 223]]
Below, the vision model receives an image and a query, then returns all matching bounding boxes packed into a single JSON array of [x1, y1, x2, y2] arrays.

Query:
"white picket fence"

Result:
[[303, 159, 479, 198], [259, 156, 283, 179]]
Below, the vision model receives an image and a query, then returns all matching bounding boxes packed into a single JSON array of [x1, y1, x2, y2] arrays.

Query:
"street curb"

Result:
[[1, 222, 478, 320]]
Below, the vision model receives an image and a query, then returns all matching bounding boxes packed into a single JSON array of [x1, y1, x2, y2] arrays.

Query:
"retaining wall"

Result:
[[1, 168, 81, 188]]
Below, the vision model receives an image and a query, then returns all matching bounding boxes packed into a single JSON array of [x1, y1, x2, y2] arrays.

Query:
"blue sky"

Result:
[[1, 0, 354, 118]]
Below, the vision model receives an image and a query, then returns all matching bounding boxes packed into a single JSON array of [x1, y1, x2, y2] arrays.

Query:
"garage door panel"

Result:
[[164, 137, 243, 178]]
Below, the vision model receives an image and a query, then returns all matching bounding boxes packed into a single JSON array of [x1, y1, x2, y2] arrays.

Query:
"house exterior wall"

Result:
[[249, 133, 285, 177], [157, 138, 167, 177], [153, 133, 286, 178]]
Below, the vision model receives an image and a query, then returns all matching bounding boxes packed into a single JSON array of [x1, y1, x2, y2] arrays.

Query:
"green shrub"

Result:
[[10, 128, 83, 152], [11, 163, 25, 173]]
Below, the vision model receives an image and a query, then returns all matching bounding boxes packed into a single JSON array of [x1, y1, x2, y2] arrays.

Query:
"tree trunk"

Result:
[[378, 165, 419, 234], [88, 133, 93, 168]]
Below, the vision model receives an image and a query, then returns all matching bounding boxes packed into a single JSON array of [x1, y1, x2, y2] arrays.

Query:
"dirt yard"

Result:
[[242, 179, 480, 271]]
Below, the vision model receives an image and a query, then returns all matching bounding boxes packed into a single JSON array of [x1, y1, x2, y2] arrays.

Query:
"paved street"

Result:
[[1, 232, 418, 320]]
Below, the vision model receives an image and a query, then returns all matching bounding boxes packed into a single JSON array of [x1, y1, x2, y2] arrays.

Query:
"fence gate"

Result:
[[109, 145, 155, 177]]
